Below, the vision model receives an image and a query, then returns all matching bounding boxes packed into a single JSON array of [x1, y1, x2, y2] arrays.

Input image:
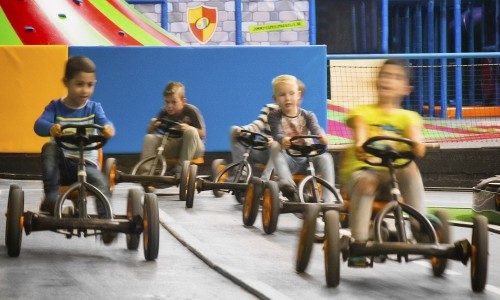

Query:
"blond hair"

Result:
[[271, 74, 299, 94]]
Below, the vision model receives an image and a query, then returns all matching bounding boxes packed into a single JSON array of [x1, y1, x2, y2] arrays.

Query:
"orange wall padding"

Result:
[[0, 46, 67, 153]]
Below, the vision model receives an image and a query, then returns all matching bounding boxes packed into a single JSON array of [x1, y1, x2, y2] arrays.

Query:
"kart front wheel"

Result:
[[126, 188, 143, 250], [243, 177, 263, 226], [6, 186, 24, 257], [431, 210, 450, 277], [471, 215, 488, 292], [143, 193, 160, 261], [296, 204, 320, 273], [262, 181, 280, 234], [324, 210, 341, 287]]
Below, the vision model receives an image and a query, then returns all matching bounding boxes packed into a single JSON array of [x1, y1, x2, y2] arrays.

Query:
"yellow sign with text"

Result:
[[249, 20, 305, 33]]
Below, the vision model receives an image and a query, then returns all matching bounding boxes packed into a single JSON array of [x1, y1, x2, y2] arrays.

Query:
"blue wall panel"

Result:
[[69, 46, 327, 153]]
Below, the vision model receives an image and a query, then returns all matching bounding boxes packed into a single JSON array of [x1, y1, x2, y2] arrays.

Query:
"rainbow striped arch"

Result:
[[187, 5, 217, 44], [0, 0, 183, 46]]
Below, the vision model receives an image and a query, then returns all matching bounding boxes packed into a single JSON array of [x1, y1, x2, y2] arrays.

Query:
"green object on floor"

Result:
[[428, 207, 500, 225]]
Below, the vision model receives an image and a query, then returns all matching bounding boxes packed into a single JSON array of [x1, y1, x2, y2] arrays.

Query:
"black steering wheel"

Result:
[[286, 135, 327, 157], [55, 124, 108, 151], [157, 118, 183, 138], [362, 136, 415, 169], [237, 130, 269, 150]]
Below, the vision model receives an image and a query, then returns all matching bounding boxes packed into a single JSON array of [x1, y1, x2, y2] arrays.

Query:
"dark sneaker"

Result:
[[167, 165, 182, 180], [411, 214, 441, 243], [348, 256, 370, 268], [39, 199, 56, 216], [281, 184, 299, 202]]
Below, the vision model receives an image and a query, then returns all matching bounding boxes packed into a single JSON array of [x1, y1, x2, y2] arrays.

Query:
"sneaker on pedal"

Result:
[[281, 184, 299, 202], [348, 256, 370, 268], [39, 196, 56, 216]]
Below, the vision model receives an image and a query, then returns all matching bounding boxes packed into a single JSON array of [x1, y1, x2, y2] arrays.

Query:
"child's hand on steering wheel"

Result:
[[354, 143, 368, 161], [177, 122, 190, 132], [102, 125, 115, 138], [318, 134, 329, 145], [412, 141, 426, 158], [49, 124, 63, 137], [282, 136, 292, 149]]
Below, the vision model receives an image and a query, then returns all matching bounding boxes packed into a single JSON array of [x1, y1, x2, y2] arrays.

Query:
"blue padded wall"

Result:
[[69, 46, 327, 153]]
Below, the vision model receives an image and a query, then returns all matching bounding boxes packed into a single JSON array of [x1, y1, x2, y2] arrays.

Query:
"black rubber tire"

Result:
[[243, 177, 263, 226], [324, 210, 341, 287], [6, 187, 24, 257], [233, 163, 250, 204], [103, 157, 117, 195], [471, 215, 488, 292], [296, 204, 320, 273], [234, 190, 246, 204], [431, 210, 450, 277], [211, 159, 227, 198], [5, 184, 21, 246], [143, 193, 160, 261], [185, 164, 197, 208], [179, 160, 191, 202], [126, 188, 143, 250], [261, 180, 280, 234]]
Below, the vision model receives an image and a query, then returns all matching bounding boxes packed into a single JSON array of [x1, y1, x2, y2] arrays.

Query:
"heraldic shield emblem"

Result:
[[188, 5, 218, 44]]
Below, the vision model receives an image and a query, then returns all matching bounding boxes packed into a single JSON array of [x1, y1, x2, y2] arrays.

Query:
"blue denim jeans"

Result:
[[270, 142, 336, 203], [41, 142, 111, 215]]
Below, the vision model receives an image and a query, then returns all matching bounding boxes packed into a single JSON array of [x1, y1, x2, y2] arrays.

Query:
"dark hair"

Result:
[[380, 58, 411, 81], [64, 56, 96, 80]]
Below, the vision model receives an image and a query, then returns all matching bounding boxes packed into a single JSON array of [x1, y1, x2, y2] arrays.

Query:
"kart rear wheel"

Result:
[[262, 181, 280, 234], [104, 157, 117, 195], [324, 210, 341, 287], [233, 163, 250, 204], [6, 186, 24, 257], [185, 164, 197, 208], [126, 188, 143, 250], [211, 159, 227, 197], [131, 155, 167, 177], [5, 184, 21, 246], [471, 215, 488, 292], [296, 204, 320, 273], [179, 160, 191, 202], [431, 210, 450, 277], [243, 177, 263, 226], [143, 193, 159, 261]]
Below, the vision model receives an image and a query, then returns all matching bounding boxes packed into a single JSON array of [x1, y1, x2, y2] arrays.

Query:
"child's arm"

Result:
[[304, 110, 328, 144], [348, 115, 369, 161], [405, 123, 426, 158], [34, 101, 58, 137], [268, 110, 285, 144], [93, 103, 115, 138], [240, 104, 276, 135]]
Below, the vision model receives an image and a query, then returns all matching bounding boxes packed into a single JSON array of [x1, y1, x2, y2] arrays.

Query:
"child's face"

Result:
[[64, 71, 96, 107], [164, 91, 186, 116], [376, 64, 411, 104], [273, 82, 301, 115]]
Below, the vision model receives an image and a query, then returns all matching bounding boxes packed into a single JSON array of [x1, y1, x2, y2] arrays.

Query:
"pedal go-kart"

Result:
[[5, 124, 160, 261], [114, 118, 201, 208], [297, 136, 489, 291], [195, 130, 269, 206], [243, 135, 344, 234]]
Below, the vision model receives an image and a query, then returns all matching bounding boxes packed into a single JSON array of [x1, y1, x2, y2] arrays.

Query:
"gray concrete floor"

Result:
[[1, 179, 499, 299]]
